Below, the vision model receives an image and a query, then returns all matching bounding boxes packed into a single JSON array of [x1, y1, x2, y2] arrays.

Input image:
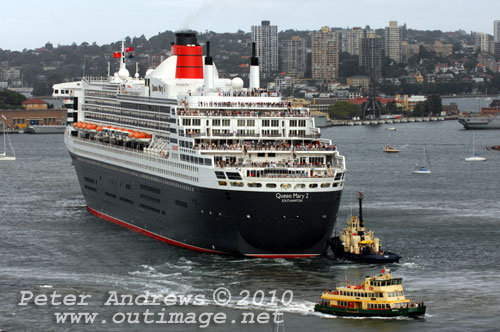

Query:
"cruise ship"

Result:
[[52, 32, 347, 258]]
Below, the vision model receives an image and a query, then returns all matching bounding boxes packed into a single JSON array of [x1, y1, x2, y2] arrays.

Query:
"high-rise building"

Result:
[[251, 20, 279, 73], [359, 31, 383, 79], [494, 20, 500, 43], [311, 27, 339, 81], [341, 27, 364, 55], [279, 36, 306, 76], [384, 21, 402, 63], [475, 32, 491, 53]]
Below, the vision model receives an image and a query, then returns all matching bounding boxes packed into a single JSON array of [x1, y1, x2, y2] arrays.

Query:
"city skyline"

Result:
[[1, 0, 500, 51]]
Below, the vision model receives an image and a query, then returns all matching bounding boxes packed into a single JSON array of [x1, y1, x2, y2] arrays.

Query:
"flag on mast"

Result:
[[113, 52, 121, 58], [125, 46, 134, 52]]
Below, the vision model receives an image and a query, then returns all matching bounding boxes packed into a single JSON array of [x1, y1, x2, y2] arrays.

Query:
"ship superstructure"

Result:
[[52, 33, 347, 257]]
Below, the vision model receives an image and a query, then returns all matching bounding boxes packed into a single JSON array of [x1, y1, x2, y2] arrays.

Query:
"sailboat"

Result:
[[1, 120, 16, 161], [414, 144, 431, 174], [465, 133, 486, 162]]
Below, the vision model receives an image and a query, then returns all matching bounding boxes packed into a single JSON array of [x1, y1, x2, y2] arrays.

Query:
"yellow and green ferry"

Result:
[[314, 268, 426, 318]]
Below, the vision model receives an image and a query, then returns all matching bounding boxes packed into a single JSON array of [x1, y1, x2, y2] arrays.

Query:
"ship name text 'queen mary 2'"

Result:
[[52, 32, 347, 258]]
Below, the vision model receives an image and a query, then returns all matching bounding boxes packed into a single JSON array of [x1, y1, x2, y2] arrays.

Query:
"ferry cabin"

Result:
[[320, 276, 411, 311]]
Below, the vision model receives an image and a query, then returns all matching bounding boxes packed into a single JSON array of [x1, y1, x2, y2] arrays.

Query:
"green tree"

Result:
[[426, 94, 443, 115], [0, 89, 26, 108], [412, 101, 427, 117], [328, 102, 361, 119]]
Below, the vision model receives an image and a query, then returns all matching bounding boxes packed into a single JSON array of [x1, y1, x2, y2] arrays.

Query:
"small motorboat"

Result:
[[383, 145, 399, 153]]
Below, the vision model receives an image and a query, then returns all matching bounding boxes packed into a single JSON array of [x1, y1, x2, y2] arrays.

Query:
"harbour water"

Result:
[[1, 120, 499, 331]]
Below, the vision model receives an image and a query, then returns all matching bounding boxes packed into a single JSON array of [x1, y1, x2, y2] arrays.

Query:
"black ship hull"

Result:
[[330, 237, 401, 263], [70, 153, 342, 257]]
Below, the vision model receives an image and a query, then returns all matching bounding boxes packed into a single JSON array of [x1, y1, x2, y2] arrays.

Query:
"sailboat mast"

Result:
[[471, 134, 474, 156], [358, 192, 364, 227], [2, 121, 5, 154]]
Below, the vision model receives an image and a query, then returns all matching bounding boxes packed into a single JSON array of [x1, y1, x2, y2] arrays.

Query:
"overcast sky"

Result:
[[1, 0, 499, 51]]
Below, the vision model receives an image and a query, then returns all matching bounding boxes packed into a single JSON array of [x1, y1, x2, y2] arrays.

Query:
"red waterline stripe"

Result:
[[86, 206, 227, 254]]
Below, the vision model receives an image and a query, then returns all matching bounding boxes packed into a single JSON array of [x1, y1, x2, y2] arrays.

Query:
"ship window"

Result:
[[271, 120, 279, 127], [215, 171, 226, 179], [226, 172, 242, 180], [262, 120, 270, 127], [266, 183, 277, 188], [280, 183, 291, 189], [247, 182, 262, 188], [140, 204, 161, 214], [309, 183, 318, 188], [84, 185, 97, 192], [175, 200, 188, 208], [247, 119, 255, 126], [321, 183, 331, 188], [294, 184, 305, 189], [119, 196, 133, 204], [84, 176, 95, 184], [230, 181, 244, 187], [237, 119, 245, 127], [218, 181, 227, 186], [257, 153, 265, 157], [221, 119, 230, 127]]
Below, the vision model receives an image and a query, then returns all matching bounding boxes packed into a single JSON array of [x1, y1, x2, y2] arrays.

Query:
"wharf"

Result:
[[330, 115, 457, 127]]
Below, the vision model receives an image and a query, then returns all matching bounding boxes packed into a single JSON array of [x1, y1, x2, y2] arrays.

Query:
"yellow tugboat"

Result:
[[314, 268, 426, 318], [330, 192, 401, 263]]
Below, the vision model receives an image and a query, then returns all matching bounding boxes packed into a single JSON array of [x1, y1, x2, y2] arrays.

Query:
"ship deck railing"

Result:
[[70, 135, 169, 164], [213, 88, 281, 98], [185, 132, 321, 138], [194, 143, 337, 152], [178, 109, 309, 117]]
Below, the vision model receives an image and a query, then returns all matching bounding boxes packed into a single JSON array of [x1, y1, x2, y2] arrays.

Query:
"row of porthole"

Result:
[[199, 211, 328, 220], [217, 181, 342, 189]]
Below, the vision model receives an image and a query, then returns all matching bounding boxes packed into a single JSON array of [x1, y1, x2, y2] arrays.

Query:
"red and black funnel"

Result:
[[171, 32, 203, 79]]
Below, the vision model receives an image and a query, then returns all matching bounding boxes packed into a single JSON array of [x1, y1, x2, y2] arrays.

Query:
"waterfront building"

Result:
[[0, 108, 66, 128], [311, 27, 339, 82], [359, 31, 383, 79], [279, 36, 306, 76], [21, 99, 48, 110], [251, 20, 279, 73], [384, 21, 402, 63]]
